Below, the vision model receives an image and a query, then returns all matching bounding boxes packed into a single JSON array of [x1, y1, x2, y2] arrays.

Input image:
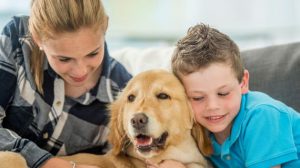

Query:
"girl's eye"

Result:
[[218, 92, 229, 96], [59, 57, 71, 62], [87, 52, 98, 57]]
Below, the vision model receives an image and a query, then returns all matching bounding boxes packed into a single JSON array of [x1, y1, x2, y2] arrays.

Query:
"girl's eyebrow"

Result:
[[57, 46, 101, 58]]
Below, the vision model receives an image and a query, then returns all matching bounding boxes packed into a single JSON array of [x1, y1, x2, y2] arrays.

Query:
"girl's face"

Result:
[[39, 27, 105, 87], [180, 63, 249, 143]]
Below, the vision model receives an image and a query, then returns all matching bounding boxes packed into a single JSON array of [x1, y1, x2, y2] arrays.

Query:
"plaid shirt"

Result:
[[0, 16, 132, 168]]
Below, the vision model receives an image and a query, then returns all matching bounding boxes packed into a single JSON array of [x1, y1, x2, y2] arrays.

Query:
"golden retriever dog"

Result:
[[62, 69, 212, 168], [0, 69, 212, 168]]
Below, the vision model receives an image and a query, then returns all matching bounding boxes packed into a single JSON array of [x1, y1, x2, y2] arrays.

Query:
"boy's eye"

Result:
[[191, 97, 204, 101], [218, 92, 229, 96]]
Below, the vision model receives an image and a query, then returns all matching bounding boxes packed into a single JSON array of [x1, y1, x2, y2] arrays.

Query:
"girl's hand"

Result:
[[146, 160, 186, 168], [41, 158, 99, 168], [76, 165, 99, 168]]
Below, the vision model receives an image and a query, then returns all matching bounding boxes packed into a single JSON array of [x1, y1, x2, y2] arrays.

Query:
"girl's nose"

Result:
[[73, 61, 88, 77]]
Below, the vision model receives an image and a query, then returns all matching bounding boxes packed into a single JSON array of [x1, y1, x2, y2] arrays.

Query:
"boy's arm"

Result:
[[147, 160, 187, 168]]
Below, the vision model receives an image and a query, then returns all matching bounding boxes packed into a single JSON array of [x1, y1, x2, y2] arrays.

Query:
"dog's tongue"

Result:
[[136, 135, 152, 146]]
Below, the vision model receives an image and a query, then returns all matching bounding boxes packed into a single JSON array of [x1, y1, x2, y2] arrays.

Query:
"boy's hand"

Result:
[[146, 160, 186, 168]]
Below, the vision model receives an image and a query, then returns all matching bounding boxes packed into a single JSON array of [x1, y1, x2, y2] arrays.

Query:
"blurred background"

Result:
[[1, 0, 300, 51]]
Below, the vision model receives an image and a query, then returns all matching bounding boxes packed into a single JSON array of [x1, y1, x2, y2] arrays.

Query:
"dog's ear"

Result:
[[192, 122, 213, 156], [185, 93, 213, 156], [183, 96, 194, 129], [108, 97, 127, 155]]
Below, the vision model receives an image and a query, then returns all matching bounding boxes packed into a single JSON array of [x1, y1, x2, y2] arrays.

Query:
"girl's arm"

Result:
[[41, 158, 100, 168], [0, 16, 54, 168]]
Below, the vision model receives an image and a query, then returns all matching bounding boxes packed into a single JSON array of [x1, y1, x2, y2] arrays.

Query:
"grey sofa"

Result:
[[242, 42, 300, 112]]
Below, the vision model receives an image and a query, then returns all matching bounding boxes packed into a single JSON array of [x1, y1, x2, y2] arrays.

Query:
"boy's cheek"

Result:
[[191, 103, 205, 116]]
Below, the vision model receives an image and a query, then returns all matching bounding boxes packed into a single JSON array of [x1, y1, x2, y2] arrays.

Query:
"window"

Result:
[[1, 0, 300, 50]]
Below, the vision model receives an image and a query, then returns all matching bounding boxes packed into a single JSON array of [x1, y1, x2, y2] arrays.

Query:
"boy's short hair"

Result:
[[171, 23, 244, 82]]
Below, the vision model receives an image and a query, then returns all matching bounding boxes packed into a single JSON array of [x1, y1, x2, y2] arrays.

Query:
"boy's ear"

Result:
[[241, 69, 249, 94]]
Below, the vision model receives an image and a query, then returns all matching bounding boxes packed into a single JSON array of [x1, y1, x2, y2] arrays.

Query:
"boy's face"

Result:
[[180, 63, 249, 142]]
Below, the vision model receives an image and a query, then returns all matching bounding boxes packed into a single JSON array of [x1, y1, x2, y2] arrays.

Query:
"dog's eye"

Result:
[[156, 93, 170, 100], [128, 94, 136, 102]]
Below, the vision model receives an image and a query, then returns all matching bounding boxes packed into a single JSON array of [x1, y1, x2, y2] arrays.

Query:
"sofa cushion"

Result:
[[241, 42, 300, 111], [111, 42, 300, 112], [111, 46, 174, 75]]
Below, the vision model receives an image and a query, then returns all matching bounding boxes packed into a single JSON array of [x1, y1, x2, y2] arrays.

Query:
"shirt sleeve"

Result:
[[0, 16, 53, 168], [0, 20, 18, 111], [242, 105, 298, 168], [0, 129, 53, 168]]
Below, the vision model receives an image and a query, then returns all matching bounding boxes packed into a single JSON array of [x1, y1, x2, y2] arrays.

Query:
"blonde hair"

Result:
[[28, 0, 108, 93], [171, 24, 244, 83]]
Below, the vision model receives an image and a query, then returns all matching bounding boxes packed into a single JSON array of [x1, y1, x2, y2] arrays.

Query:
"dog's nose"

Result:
[[131, 113, 148, 129]]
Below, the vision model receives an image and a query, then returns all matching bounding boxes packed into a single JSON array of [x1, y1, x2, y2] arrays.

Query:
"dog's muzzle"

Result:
[[130, 113, 169, 153], [135, 132, 169, 153]]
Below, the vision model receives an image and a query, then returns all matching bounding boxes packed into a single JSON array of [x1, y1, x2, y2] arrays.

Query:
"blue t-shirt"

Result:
[[209, 91, 300, 168]]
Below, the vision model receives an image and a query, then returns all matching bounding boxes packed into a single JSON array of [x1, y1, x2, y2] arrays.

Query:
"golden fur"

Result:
[[0, 69, 212, 168], [0, 151, 27, 168]]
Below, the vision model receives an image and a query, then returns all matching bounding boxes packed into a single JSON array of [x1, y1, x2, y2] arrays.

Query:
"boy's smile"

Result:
[[180, 63, 249, 144]]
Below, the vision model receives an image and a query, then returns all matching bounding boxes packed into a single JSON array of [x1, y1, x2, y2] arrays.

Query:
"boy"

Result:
[[156, 24, 300, 168]]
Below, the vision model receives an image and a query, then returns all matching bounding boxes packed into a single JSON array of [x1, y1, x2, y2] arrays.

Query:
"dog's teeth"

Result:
[[136, 137, 152, 146]]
